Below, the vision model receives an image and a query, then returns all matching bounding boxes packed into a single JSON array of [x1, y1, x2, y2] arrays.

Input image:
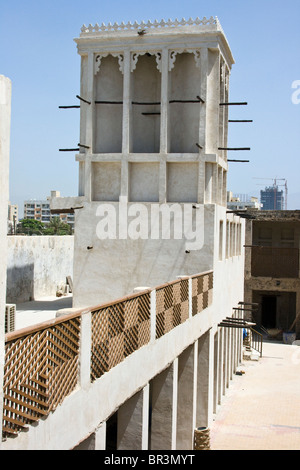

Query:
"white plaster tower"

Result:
[[53, 17, 238, 308]]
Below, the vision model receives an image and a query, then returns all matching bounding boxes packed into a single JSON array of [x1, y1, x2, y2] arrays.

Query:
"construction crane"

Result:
[[253, 177, 288, 210]]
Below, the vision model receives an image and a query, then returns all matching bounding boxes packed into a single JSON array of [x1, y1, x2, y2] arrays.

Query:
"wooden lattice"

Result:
[[2, 317, 81, 437], [156, 279, 189, 339], [2, 271, 213, 440], [90, 292, 151, 381], [191, 272, 213, 316]]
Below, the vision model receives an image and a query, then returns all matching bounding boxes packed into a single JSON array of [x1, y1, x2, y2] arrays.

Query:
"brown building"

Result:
[[244, 210, 300, 338]]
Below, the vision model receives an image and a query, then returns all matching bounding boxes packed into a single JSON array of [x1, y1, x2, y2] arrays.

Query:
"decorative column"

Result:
[[159, 48, 168, 203], [205, 163, 213, 203], [212, 163, 218, 203], [219, 60, 226, 159], [117, 386, 149, 450], [198, 47, 208, 152], [218, 327, 224, 404], [205, 49, 220, 155], [197, 47, 208, 204], [94, 422, 106, 450], [195, 329, 214, 427], [213, 331, 219, 414], [84, 52, 95, 201], [150, 361, 178, 450], [121, 49, 131, 200], [223, 327, 228, 393], [122, 49, 131, 154], [176, 345, 195, 449], [160, 48, 169, 154]]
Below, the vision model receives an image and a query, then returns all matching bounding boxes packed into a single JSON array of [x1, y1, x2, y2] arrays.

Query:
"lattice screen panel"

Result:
[[192, 272, 213, 316], [2, 317, 81, 437], [156, 279, 189, 339], [91, 293, 151, 381]]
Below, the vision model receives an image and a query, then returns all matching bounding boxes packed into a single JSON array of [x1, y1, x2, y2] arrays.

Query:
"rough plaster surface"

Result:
[[6, 236, 74, 303], [72, 202, 214, 307]]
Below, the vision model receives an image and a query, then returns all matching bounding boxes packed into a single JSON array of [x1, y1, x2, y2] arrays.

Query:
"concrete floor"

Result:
[[210, 340, 300, 450], [15, 294, 73, 330]]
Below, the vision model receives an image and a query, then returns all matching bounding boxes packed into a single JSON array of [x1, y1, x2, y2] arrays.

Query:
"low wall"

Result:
[[6, 236, 74, 303]]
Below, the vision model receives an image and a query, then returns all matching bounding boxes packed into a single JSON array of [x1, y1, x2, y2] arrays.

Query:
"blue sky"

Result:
[[1, 0, 300, 216]]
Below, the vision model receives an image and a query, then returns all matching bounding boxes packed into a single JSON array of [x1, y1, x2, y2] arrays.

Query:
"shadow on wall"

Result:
[[6, 263, 34, 303]]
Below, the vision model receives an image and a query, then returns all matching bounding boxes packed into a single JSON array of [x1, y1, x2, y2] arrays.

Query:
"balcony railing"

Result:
[[2, 271, 213, 438], [251, 246, 299, 278]]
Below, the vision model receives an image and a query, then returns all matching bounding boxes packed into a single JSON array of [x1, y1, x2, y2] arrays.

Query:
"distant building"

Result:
[[8, 203, 18, 223], [244, 210, 300, 338], [260, 185, 284, 210], [227, 192, 261, 211], [7, 202, 18, 234], [23, 191, 74, 228]]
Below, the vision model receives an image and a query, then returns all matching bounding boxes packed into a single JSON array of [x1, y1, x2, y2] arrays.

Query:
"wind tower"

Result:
[[53, 17, 245, 307]]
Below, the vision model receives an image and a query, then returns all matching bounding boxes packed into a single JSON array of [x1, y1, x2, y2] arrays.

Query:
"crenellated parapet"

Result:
[[80, 16, 220, 35]]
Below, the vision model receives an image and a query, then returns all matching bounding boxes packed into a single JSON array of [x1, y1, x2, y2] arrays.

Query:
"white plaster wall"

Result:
[[206, 49, 220, 155], [0, 75, 11, 448], [6, 236, 74, 303], [169, 52, 201, 153], [92, 162, 121, 201], [167, 162, 198, 203], [132, 54, 161, 153], [72, 202, 214, 308], [95, 55, 123, 153], [212, 205, 245, 326], [129, 162, 160, 202]]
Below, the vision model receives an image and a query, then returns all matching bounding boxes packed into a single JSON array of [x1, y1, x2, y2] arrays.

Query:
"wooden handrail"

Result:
[[5, 271, 213, 343], [2, 270, 214, 438]]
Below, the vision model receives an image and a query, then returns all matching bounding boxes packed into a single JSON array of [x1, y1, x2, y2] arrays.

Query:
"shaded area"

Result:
[[6, 264, 34, 303]]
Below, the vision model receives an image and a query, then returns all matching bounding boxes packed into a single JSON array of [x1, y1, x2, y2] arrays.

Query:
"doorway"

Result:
[[261, 295, 277, 328]]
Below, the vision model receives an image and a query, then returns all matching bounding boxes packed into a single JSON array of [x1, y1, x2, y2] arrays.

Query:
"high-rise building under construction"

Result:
[[260, 185, 284, 210]]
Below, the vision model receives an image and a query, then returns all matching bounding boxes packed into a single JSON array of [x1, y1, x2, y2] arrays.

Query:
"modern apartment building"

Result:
[[8, 203, 18, 223], [7, 203, 18, 234], [227, 191, 261, 211], [260, 185, 284, 210], [24, 191, 74, 228]]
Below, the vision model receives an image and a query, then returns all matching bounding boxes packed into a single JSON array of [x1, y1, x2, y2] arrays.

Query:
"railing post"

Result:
[[150, 289, 156, 342], [150, 289, 156, 343], [188, 278, 193, 318], [79, 310, 92, 389]]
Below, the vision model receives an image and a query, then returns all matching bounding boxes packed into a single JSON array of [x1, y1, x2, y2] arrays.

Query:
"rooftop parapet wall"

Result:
[[6, 236, 74, 303], [80, 16, 223, 35], [246, 210, 300, 222], [75, 16, 234, 67]]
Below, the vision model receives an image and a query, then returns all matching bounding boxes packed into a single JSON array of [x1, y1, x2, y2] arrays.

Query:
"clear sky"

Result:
[[1, 0, 300, 216]]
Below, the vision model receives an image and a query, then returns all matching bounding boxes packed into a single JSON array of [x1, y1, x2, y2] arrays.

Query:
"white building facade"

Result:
[[1, 18, 247, 450]]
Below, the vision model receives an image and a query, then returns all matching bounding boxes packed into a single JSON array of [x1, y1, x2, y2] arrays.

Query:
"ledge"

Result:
[[50, 196, 88, 213]]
